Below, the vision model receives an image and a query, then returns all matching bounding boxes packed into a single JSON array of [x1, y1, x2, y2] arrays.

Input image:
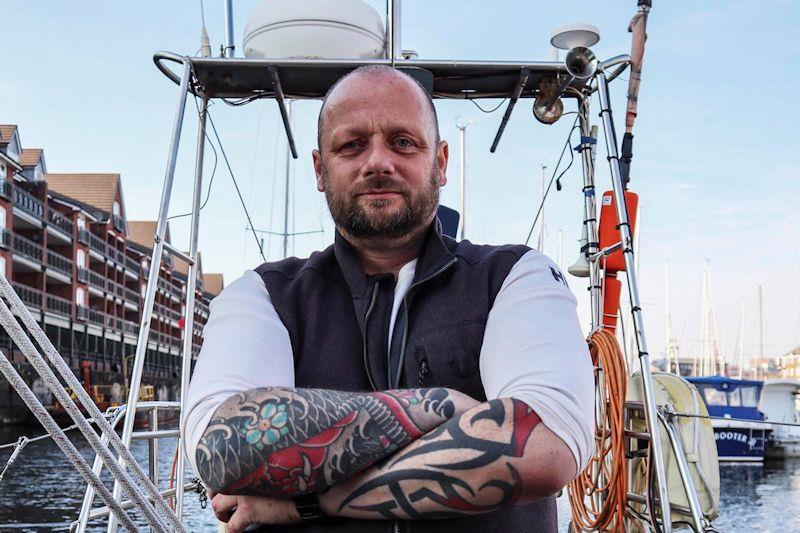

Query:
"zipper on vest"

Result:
[[362, 281, 380, 391], [393, 258, 458, 388]]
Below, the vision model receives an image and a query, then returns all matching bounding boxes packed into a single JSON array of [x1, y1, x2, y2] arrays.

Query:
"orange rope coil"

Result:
[[568, 328, 628, 531]]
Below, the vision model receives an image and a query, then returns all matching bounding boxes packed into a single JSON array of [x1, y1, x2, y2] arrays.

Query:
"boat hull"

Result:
[[712, 420, 771, 462]]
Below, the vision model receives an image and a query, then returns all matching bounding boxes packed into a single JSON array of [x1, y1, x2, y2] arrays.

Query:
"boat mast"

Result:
[[664, 261, 679, 374], [758, 283, 764, 380], [282, 101, 293, 258], [456, 121, 468, 240], [538, 164, 546, 252], [737, 299, 746, 379]]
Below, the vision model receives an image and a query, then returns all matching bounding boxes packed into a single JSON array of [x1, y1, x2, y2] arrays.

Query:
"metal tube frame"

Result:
[[577, 96, 602, 329], [595, 69, 673, 532], [174, 94, 209, 519], [109, 58, 193, 533], [76, 402, 181, 533], [223, 0, 234, 58]]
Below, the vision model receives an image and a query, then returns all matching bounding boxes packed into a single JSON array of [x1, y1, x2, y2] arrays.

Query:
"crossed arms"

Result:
[[196, 386, 576, 521]]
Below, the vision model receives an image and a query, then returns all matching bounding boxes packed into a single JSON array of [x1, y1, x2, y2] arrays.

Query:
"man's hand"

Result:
[[211, 491, 299, 533]]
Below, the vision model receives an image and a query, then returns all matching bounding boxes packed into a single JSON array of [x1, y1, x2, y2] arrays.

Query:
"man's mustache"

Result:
[[350, 177, 411, 199]]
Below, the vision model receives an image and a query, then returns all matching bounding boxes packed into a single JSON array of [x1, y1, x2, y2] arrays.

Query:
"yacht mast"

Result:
[[538, 164, 546, 252], [757, 283, 764, 380], [456, 121, 468, 240], [737, 299, 746, 379], [664, 261, 679, 374]]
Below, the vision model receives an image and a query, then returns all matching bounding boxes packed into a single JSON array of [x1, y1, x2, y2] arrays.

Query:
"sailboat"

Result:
[[686, 261, 771, 462]]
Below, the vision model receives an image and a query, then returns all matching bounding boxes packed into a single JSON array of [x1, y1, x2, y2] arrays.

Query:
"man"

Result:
[[184, 65, 594, 533]]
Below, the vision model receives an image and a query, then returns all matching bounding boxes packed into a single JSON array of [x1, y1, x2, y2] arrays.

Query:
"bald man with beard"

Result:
[[184, 66, 594, 533]]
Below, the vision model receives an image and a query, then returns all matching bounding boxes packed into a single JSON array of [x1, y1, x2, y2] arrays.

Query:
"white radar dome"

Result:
[[243, 0, 386, 59]]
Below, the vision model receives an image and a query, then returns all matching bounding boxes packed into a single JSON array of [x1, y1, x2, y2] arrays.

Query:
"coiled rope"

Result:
[[568, 328, 629, 531]]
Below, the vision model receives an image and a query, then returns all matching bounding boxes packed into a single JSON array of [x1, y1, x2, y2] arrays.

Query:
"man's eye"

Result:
[[341, 141, 362, 150], [394, 138, 414, 148]]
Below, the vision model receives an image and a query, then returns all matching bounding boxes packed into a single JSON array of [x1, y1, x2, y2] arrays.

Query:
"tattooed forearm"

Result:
[[320, 398, 571, 520], [196, 387, 478, 496]]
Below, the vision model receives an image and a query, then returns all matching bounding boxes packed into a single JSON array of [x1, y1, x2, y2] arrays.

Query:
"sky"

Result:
[[2, 1, 799, 361]]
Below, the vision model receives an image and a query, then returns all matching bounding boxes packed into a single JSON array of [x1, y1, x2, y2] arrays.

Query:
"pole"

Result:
[[577, 100, 601, 329], [737, 299, 746, 380], [174, 95, 208, 520], [282, 101, 293, 259], [538, 164, 546, 252], [223, 0, 235, 58], [457, 122, 467, 240], [110, 59, 192, 533], [758, 284, 764, 380], [596, 70, 672, 533]]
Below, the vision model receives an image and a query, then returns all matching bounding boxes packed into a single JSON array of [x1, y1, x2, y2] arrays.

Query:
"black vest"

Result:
[[254, 222, 557, 533]]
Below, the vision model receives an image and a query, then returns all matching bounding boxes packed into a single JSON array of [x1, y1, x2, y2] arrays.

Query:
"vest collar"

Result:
[[333, 218, 456, 299]]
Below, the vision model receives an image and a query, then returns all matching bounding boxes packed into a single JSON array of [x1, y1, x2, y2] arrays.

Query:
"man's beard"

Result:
[[322, 165, 440, 241]]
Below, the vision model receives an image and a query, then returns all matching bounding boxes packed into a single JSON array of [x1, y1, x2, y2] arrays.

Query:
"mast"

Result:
[[664, 261, 679, 375], [282, 101, 293, 258], [758, 283, 764, 380], [737, 299, 746, 380], [538, 164, 546, 252], [456, 121, 468, 240], [698, 259, 711, 376]]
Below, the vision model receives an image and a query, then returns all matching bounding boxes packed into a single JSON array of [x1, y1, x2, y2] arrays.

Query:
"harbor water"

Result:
[[2, 425, 799, 531]]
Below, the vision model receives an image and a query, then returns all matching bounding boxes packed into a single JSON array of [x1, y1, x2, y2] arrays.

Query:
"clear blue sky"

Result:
[[2, 1, 799, 359]]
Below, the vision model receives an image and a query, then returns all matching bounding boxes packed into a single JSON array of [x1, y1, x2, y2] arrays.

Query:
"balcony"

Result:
[[12, 282, 41, 308], [87, 270, 106, 291], [124, 255, 139, 274], [47, 208, 74, 236], [11, 233, 44, 263], [76, 305, 89, 321], [122, 319, 139, 335], [46, 249, 73, 277], [45, 293, 72, 317], [80, 230, 106, 256], [77, 228, 89, 246], [0, 228, 11, 248], [0, 180, 12, 201], [76, 267, 89, 284], [87, 308, 105, 327], [124, 287, 139, 305], [12, 188, 45, 219]]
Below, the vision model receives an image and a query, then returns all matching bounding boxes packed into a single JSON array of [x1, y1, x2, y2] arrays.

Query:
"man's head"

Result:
[[313, 66, 448, 251]]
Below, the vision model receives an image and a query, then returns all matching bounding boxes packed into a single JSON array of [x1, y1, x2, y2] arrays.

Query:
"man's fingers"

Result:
[[212, 493, 238, 523], [226, 502, 256, 533]]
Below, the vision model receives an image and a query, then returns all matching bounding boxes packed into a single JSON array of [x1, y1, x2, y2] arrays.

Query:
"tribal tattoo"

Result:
[[325, 398, 543, 519], [196, 387, 474, 496]]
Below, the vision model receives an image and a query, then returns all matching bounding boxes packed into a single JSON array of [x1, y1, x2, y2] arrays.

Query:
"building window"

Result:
[[77, 288, 85, 306], [77, 216, 86, 230], [77, 249, 86, 268], [0, 256, 5, 277], [141, 283, 147, 299], [0, 206, 6, 229], [113, 202, 121, 217]]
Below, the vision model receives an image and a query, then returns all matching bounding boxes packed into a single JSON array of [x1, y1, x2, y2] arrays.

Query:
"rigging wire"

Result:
[[524, 114, 580, 246], [206, 109, 268, 263], [167, 97, 219, 221], [468, 98, 507, 113]]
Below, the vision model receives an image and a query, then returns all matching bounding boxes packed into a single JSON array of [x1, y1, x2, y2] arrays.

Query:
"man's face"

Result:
[[313, 73, 448, 244]]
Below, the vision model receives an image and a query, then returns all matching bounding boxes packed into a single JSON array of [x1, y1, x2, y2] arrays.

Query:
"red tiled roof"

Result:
[[0, 125, 17, 146], [203, 273, 224, 296], [45, 173, 120, 213], [19, 148, 42, 167], [127, 220, 171, 250]]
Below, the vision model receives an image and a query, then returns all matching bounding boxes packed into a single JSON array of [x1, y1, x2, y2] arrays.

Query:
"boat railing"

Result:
[[71, 401, 195, 532]]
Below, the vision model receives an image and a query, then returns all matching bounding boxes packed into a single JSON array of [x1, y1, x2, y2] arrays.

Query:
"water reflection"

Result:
[[0, 425, 218, 531]]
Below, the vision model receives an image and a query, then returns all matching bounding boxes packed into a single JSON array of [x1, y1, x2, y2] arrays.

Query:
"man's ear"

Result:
[[436, 141, 449, 186], [312, 149, 325, 192]]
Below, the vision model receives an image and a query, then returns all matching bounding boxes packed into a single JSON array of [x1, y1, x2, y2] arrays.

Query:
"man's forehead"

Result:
[[320, 72, 434, 140]]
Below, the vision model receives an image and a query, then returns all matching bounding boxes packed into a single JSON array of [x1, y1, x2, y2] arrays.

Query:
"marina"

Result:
[[1, 0, 799, 531]]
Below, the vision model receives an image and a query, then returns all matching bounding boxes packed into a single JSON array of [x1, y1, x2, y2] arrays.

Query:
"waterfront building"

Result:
[[0, 124, 223, 424], [779, 346, 800, 379]]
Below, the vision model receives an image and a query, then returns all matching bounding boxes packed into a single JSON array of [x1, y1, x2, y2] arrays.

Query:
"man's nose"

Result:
[[362, 140, 396, 177]]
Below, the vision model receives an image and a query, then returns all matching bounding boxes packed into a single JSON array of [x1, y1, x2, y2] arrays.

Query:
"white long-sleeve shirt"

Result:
[[183, 250, 594, 475]]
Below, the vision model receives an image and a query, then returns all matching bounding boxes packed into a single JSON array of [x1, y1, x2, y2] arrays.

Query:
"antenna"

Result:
[[223, 0, 235, 57]]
